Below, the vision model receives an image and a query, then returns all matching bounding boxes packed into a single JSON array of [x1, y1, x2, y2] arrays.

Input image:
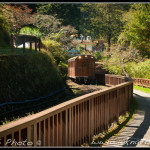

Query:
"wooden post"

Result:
[[30, 37, 32, 51], [23, 36, 25, 53], [11, 34, 14, 52], [117, 89, 120, 122], [39, 38, 41, 51], [35, 37, 37, 52]]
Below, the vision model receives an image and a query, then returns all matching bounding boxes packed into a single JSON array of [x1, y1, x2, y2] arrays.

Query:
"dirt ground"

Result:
[[66, 79, 108, 96]]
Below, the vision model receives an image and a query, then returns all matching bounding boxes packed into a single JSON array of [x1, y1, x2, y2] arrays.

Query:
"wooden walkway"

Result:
[[102, 89, 150, 147]]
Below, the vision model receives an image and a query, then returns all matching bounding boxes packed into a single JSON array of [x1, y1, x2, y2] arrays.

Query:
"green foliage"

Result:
[[80, 3, 126, 50], [36, 4, 82, 33], [94, 51, 102, 61], [42, 38, 69, 64], [0, 4, 10, 47], [127, 59, 150, 79], [58, 61, 68, 80], [0, 50, 64, 104], [33, 14, 61, 38], [19, 26, 42, 38], [118, 3, 150, 57], [104, 58, 150, 79]]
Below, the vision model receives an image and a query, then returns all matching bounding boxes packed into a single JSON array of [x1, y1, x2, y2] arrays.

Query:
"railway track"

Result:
[[0, 79, 107, 126]]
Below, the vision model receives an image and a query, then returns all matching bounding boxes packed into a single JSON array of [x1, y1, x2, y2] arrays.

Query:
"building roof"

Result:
[[68, 55, 95, 62]]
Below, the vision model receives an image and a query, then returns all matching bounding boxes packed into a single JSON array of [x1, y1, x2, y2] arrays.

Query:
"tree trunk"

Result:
[[107, 35, 111, 59]]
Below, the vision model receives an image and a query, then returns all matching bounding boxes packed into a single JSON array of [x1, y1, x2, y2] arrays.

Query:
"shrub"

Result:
[[42, 38, 69, 65], [19, 26, 42, 38], [0, 50, 64, 104]]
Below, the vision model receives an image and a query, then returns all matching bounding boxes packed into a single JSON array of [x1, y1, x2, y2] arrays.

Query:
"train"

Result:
[[68, 55, 95, 84]]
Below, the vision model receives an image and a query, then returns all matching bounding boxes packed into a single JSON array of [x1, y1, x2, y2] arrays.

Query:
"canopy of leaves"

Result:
[[0, 4, 10, 47], [103, 45, 144, 77], [118, 3, 150, 57], [3, 4, 34, 34], [19, 26, 42, 38], [36, 4, 82, 33], [80, 4, 127, 45]]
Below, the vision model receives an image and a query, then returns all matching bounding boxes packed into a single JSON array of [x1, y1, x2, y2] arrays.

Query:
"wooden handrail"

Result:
[[0, 75, 133, 147], [133, 78, 150, 88]]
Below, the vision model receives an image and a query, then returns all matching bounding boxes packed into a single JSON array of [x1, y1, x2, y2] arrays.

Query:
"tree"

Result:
[[33, 14, 62, 38], [0, 4, 10, 47], [3, 4, 34, 34], [80, 3, 128, 56], [103, 44, 144, 77], [36, 4, 82, 34], [118, 3, 150, 57], [33, 14, 78, 49]]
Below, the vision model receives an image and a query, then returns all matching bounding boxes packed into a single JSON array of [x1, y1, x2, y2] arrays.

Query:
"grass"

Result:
[[133, 85, 150, 94], [82, 97, 138, 147], [0, 47, 38, 56]]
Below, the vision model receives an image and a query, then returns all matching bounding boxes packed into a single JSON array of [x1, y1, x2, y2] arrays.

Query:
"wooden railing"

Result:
[[0, 74, 133, 147], [10, 34, 41, 53], [133, 78, 150, 88]]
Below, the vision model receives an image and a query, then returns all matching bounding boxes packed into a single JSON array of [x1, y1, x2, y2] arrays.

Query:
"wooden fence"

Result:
[[133, 78, 150, 88], [0, 74, 133, 147], [10, 34, 41, 53]]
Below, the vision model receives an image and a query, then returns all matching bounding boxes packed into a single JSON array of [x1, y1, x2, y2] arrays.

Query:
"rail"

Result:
[[10, 34, 41, 53], [133, 78, 150, 88], [0, 74, 133, 147]]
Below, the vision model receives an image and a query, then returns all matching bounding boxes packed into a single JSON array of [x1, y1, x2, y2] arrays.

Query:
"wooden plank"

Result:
[[19, 129, 21, 147], [89, 99, 91, 143], [75, 106, 76, 146], [23, 36, 25, 53], [39, 122, 41, 146], [34, 123, 37, 146], [35, 38, 37, 51], [11, 133, 14, 147], [83, 102, 84, 144], [43, 120, 46, 146], [48, 118, 50, 146], [69, 109, 71, 146], [78, 104, 79, 145], [60, 112, 62, 146], [53, 116, 54, 146], [65, 109, 68, 146], [72, 107, 73, 146], [30, 37, 32, 51], [11, 34, 14, 52], [57, 114, 58, 146], [27, 126, 31, 147], [4, 136, 6, 147], [117, 89, 120, 122]]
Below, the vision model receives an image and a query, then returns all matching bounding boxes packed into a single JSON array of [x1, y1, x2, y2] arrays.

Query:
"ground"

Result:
[[0, 79, 108, 126], [102, 89, 150, 147]]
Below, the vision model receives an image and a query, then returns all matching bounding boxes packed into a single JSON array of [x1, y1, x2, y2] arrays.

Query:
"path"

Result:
[[102, 89, 150, 147]]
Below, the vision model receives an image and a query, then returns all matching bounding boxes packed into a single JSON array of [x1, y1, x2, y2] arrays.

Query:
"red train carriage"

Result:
[[68, 55, 95, 83]]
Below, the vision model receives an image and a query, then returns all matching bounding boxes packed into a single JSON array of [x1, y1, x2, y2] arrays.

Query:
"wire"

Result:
[[0, 87, 66, 107]]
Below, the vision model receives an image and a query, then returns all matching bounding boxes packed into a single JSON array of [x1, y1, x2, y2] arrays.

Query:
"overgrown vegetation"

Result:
[[0, 50, 64, 105]]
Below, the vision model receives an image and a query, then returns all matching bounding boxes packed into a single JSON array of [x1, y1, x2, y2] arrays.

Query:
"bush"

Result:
[[0, 50, 64, 104], [42, 38, 69, 65], [19, 26, 42, 38], [104, 59, 150, 79], [94, 51, 102, 61], [126, 60, 150, 79]]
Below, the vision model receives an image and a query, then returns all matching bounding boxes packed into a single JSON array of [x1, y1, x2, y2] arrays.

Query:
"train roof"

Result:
[[68, 55, 95, 62]]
